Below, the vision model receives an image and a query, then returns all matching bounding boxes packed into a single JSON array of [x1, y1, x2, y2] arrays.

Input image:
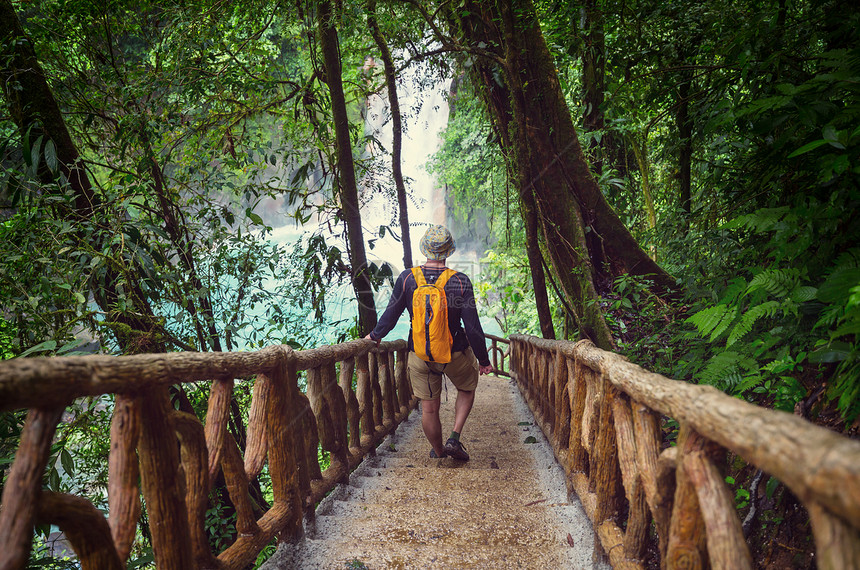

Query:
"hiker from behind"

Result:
[[365, 225, 493, 461]]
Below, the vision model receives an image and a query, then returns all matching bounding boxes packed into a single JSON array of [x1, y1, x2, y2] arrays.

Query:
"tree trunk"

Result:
[[318, 0, 378, 335], [676, 71, 693, 231], [0, 0, 165, 354], [581, 0, 606, 175], [367, 0, 413, 269], [521, 189, 556, 339], [630, 133, 657, 260], [445, 0, 677, 338]]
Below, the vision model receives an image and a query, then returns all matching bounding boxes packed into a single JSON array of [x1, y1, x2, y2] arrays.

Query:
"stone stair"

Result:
[[261, 375, 609, 569]]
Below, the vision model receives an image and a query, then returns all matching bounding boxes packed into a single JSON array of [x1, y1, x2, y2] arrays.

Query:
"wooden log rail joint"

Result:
[[509, 334, 860, 570], [0, 339, 416, 570]]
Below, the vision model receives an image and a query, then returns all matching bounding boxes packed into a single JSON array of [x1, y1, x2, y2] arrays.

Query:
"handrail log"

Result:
[[509, 334, 860, 569], [0, 340, 406, 413], [484, 333, 509, 343], [0, 338, 415, 569]]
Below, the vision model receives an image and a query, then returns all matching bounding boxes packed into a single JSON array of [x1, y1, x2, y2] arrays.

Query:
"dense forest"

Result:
[[1, 0, 858, 566]]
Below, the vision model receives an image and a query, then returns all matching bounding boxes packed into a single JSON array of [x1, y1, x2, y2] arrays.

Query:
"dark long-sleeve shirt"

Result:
[[368, 266, 491, 366]]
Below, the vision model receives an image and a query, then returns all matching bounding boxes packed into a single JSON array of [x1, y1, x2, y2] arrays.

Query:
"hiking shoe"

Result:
[[444, 438, 469, 461], [430, 449, 447, 459]]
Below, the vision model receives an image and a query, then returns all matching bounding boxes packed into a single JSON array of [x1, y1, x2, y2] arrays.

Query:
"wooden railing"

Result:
[[510, 334, 860, 569], [485, 333, 511, 377], [0, 339, 415, 569]]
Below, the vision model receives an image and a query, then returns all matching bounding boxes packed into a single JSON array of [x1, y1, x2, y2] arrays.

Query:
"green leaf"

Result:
[[817, 268, 860, 303], [19, 340, 58, 357], [524, 436, 537, 444], [766, 476, 780, 499], [44, 139, 58, 173], [808, 342, 852, 363], [60, 448, 74, 477], [787, 139, 828, 158]]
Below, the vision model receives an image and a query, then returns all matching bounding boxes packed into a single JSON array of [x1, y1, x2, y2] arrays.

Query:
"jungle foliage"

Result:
[[1, 0, 858, 567], [432, 0, 859, 429]]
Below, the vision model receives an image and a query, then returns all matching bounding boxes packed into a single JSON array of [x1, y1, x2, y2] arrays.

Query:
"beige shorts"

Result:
[[408, 347, 479, 400]]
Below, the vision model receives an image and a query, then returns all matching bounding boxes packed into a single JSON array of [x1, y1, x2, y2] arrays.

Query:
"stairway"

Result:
[[262, 375, 609, 569]]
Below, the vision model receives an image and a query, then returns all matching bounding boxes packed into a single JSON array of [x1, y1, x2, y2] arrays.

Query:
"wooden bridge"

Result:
[[0, 334, 858, 569]]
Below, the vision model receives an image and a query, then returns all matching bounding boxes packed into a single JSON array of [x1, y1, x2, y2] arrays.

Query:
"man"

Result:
[[365, 225, 493, 460]]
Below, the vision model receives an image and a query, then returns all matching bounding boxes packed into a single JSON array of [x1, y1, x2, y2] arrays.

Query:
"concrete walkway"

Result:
[[261, 375, 609, 569]]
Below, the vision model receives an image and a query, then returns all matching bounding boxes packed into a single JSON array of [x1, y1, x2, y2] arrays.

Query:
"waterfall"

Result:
[[360, 55, 451, 273]]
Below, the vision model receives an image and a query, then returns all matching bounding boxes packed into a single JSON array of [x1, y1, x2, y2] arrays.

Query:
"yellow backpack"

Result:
[[411, 267, 457, 363]]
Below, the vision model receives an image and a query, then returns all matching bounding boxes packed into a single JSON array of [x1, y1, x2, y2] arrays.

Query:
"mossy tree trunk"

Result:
[[0, 0, 165, 354], [441, 0, 680, 348], [318, 0, 378, 336]]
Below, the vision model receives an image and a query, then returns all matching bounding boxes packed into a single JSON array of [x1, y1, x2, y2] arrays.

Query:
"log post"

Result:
[[666, 426, 716, 570], [108, 394, 140, 563], [613, 395, 650, 562], [378, 349, 395, 428], [356, 352, 374, 449], [36, 491, 123, 570], [369, 352, 384, 433], [244, 374, 271, 479], [685, 451, 753, 570], [137, 387, 193, 568], [542, 349, 555, 436], [204, 377, 234, 484], [807, 502, 860, 570], [171, 411, 219, 568], [265, 348, 303, 541], [221, 431, 261, 538], [654, 447, 678, 566], [567, 357, 589, 474], [0, 406, 64, 570], [324, 361, 349, 481], [339, 357, 362, 452], [552, 349, 569, 453], [593, 378, 624, 523], [395, 348, 410, 418], [581, 361, 602, 460], [632, 402, 661, 509]]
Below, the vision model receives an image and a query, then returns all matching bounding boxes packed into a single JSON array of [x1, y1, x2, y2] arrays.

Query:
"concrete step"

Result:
[[282, 538, 589, 569]]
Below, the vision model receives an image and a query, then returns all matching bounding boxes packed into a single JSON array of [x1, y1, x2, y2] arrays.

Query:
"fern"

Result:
[[724, 207, 789, 232], [686, 304, 729, 337], [734, 374, 765, 395], [698, 350, 760, 390], [791, 286, 818, 303], [719, 277, 748, 305], [747, 268, 802, 298], [727, 300, 781, 347], [698, 351, 742, 387]]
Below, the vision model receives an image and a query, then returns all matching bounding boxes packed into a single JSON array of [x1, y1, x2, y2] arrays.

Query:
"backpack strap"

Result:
[[411, 266, 427, 287], [435, 268, 457, 290]]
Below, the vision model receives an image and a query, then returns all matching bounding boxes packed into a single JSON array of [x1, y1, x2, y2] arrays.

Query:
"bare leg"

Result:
[[421, 398, 445, 456], [452, 389, 475, 435]]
